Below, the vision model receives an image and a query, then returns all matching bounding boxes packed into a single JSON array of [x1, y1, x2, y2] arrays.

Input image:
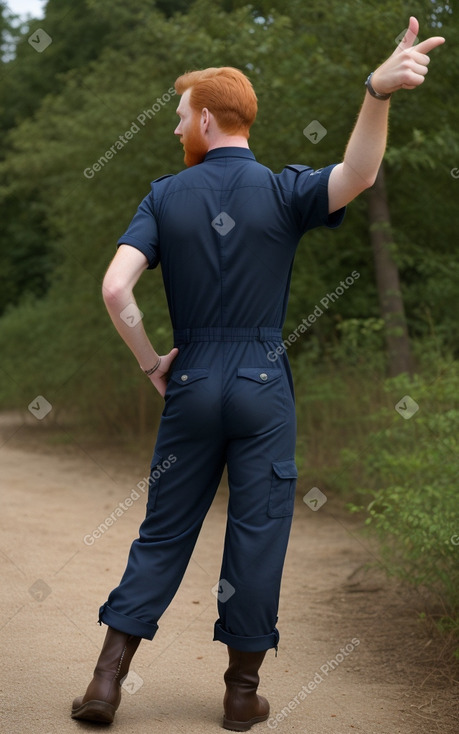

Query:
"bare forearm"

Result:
[[343, 90, 390, 189], [102, 285, 159, 371], [328, 90, 390, 212]]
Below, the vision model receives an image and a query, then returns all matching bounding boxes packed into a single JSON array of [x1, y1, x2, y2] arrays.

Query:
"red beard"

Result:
[[181, 116, 208, 167]]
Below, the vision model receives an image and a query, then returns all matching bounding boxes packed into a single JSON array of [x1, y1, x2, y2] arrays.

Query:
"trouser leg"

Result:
[[99, 443, 225, 639], [214, 423, 297, 652]]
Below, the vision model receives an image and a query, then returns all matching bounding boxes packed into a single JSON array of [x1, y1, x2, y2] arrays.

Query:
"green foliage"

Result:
[[0, 0, 457, 418], [1, 0, 458, 340], [292, 341, 458, 622], [292, 345, 386, 480], [345, 361, 459, 611]]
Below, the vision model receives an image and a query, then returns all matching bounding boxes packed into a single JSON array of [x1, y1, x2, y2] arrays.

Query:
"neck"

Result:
[[207, 134, 250, 151]]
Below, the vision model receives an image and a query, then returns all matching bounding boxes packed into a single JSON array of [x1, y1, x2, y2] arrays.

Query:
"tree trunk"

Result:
[[367, 163, 414, 377]]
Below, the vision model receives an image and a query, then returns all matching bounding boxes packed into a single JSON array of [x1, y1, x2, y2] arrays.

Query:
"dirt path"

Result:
[[1, 412, 457, 734]]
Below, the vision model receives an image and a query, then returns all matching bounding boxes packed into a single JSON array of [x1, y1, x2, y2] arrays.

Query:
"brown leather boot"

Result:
[[71, 626, 142, 724], [223, 647, 270, 731]]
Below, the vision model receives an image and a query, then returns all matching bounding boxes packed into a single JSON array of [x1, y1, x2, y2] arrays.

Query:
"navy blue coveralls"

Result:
[[98, 147, 345, 652]]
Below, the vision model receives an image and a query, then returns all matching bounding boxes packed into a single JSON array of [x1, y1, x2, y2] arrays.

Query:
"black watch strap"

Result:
[[365, 72, 392, 101]]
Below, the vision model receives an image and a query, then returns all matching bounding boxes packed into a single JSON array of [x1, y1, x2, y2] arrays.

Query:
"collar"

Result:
[[203, 147, 256, 162]]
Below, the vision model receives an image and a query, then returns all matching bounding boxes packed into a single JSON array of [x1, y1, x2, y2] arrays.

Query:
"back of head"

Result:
[[174, 67, 258, 138]]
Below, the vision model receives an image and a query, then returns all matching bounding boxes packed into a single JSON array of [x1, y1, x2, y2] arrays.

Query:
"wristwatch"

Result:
[[365, 72, 391, 101]]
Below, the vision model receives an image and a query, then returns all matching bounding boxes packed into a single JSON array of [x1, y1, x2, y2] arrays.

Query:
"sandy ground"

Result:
[[1, 411, 458, 734]]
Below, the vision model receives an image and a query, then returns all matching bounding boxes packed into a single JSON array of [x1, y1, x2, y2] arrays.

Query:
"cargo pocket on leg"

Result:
[[268, 460, 298, 518]]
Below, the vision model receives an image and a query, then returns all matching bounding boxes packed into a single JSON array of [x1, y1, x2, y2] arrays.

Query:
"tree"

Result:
[[0, 0, 457, 426], [368, 164, 414, 376], [245, 0, 458, 372]]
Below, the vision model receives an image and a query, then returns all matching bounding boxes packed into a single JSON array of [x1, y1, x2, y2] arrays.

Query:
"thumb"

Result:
[[396, 16, 419, 51], [163, 347, 179, 368], [155, 347, 178, 376]]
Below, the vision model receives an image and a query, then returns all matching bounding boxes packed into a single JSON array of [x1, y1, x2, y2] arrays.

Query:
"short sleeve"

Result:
[[291, 163, 346, 235], [116, 192, 159, 269]]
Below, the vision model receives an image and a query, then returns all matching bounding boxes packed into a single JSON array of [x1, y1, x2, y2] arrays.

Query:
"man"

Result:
[[72, 17, 444, 730]]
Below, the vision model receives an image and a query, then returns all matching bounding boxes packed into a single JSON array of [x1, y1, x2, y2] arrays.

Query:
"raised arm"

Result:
[[328, 16, 445, 214], [102, 244, 178, 397]]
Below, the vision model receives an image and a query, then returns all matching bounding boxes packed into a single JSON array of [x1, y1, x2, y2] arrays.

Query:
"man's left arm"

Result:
[[328, 16, 445, 214]]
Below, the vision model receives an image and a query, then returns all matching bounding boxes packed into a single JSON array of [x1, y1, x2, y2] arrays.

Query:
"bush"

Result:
[[345, 360, 459, 612]]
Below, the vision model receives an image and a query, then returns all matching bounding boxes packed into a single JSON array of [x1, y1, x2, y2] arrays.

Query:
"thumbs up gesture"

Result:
[[370, 16, 445, 96]]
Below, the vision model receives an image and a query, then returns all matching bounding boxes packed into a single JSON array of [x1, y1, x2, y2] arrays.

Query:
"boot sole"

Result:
[[222, 713, 269, 731], [71, 699, 116, 724]]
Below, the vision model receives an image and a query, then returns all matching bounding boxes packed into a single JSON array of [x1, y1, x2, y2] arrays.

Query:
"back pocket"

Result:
[[237, 367, 282, 384], [165, 368, 211, 419], [268, 459, 298, 518], [169, 368, 209, 385]]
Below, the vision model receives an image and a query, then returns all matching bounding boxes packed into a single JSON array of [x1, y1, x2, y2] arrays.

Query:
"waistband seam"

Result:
[[173, 326, 283, 344]]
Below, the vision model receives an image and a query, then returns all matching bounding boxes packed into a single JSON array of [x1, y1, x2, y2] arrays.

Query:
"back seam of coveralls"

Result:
[[219, 156, 230, 431]]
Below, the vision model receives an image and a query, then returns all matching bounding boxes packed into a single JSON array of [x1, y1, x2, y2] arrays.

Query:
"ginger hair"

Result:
[[174, 66, 257, 138]]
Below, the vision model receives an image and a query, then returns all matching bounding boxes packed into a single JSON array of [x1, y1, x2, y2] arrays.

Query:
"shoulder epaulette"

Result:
[[151, 173, 175, 184], [285, 164, 310, 174]]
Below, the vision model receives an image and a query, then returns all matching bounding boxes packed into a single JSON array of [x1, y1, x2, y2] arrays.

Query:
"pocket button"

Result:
[[181, 374, 189, 382], [259, 373, 268, 381]]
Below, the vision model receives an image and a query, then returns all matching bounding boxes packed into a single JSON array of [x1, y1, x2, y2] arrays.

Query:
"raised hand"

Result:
[[371, 16, 445, 96]]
